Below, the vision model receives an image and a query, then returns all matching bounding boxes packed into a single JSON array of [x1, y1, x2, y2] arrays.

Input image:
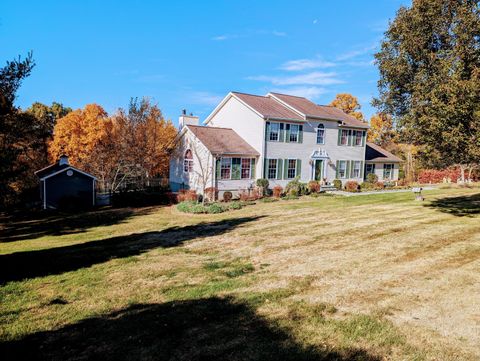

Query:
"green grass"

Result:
[[1, 187, 479, 360]]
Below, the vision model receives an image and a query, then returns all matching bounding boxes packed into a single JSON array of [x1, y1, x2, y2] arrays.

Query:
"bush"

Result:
[[204, 187, 218, 201], [256, 178, 269, 189], [344, 181, 360, 192], [285, 177, 307, 196], [259, 197, 278, 203], [177, 201, 196, 213], [178, 189, 197, 202], [239, 188, 261, 201], [228, 201, 243, 210], [207, 203, 225, 214], [333, 179, 342, 190], [360, 182, 373, 191], [191, 204, 207, 214], [307, 180, 320, 193], [272, 185, 283, 198], [418, 168, 461, 184], [223, 191, 233, 202], [366, 173, 378, 183], [282, 194, 299, 200]]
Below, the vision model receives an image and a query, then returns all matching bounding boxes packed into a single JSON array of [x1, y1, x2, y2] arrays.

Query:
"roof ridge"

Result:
[[231, 91, 268, 98], [187, 124, 233, 130], [269, 92, 307, 99]]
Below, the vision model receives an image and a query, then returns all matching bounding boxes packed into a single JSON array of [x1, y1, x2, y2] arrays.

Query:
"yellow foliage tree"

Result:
[[367, 113, 394, 145], [329, 93, 365, 121]]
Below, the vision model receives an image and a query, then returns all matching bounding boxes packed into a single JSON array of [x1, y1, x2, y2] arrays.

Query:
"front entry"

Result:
[[314, 159, 323, 181]]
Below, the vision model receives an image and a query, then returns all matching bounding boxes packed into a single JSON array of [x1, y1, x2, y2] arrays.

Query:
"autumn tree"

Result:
[[368, 113, 395, 146], [373, 0, 480, 182], [330, 93, 365, 121]]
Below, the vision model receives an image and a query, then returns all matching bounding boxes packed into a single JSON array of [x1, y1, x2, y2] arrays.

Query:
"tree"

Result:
[[368, 113, 395, 146], [373, 0, 480, 182], [329, 93, 365, 121], [0, 53, 45, 208]]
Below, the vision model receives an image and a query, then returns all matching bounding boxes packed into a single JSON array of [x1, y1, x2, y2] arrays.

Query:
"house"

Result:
[[35, 155, 97, 210], [169, 91, 400, 197]]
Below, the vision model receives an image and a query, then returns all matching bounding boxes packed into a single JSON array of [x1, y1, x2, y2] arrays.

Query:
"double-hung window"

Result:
[[354, 131, 363, 146], [340, 129, 349, 145], [269, 122, 280, 141], [287, 159, 297, 179], [220, 158, 231, 180], [183, 149, 193, 173], [352, 161, 361, 178], [383, 164, 394, 180], [338, 160, 347, 178], [365, 163, 375, 176], [316, 124, 325, 144], [267, 159, 277, 179], [289, 124, 299, 142], [241, 158, 251, 179]]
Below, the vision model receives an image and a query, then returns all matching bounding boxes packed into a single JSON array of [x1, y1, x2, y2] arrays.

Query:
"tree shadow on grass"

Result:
[[0, 216, 263, 284], [0, 207, 156, 243], [0, 296, 381, 361], [426, 193, 480, 217]]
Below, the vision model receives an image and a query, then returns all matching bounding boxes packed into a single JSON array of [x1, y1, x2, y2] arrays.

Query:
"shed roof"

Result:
[[365, 142, 402, 163]]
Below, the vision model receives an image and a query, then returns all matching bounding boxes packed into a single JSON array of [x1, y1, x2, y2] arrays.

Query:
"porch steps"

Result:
[[320, 185, 338, 192]]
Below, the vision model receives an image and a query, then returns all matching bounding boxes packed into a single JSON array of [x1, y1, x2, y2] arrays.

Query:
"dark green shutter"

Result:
[[285, 124, 290, 143], [362, 131, 366, 146], [347, 130, 353, 146], [216, 158, 221, 179], [298, 125, 303, 143], [337, 129, 342, 145], [283, 159, 288, 179], [264, 158, 269, 178], [346, 160, 351, 178], [277, 159, 283, 180], [336, 160, 340, 178], [279, 123, 284, 142], [251, 158, 256, 179], [265, 122, 270, 141], [296, 159, 302, 178]]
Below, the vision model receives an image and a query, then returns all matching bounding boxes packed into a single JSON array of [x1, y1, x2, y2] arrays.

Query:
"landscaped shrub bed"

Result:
[[177, 200, 248, 214]]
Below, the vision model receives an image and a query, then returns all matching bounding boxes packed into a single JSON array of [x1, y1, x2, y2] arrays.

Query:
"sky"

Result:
[[1, 0, 409, 126]]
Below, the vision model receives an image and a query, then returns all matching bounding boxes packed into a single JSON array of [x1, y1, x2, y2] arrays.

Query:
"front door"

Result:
[[314, 159, 323, 181]]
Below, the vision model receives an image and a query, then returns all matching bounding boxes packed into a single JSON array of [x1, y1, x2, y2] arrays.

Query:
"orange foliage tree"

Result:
[[329, 93, 365, 122], [367, 113, 395, 146]]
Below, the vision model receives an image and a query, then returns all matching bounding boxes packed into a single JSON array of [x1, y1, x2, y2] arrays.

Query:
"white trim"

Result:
[[286, 158, 298, 180], [92, 179, 95, 206], [43, 180, 46, 210], [315, 124, 325, 144], [40, 166, 97, 181]]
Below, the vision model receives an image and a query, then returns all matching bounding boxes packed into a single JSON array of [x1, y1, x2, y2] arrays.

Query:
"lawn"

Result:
[[1, 187, 479, 360]]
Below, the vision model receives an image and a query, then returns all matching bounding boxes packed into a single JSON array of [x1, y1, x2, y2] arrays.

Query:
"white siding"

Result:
[[369, 162, 400, 182]]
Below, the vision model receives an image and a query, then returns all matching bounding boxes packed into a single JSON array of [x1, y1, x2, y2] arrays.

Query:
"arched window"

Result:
[[316, 124, 325, 144], [184, 149, 193, 173]]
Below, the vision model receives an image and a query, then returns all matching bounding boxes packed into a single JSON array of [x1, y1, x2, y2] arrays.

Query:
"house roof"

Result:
[[232, 92, 303, 121], [269, 92, 369, 128], [365, 142, 402, 163], [34, 163, 71, 179], [187, 125, 259, 156]]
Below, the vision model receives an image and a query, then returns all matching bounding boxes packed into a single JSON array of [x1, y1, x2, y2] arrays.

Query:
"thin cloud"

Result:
[[272, 30, 287, 37], [211, 34, 234, 41], [188, 91, 223, 106], [280, 58, 336, 71], [248, 71, 343, 86], [211, 30, 286, 41], [336, 43, 377, 61]]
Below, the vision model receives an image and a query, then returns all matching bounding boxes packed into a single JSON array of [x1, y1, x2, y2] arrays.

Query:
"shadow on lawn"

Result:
[[0, 296, 380, 361], [0, 207, 156, 242], [0, 216, 263, 284], [426, 193, 480, 217]]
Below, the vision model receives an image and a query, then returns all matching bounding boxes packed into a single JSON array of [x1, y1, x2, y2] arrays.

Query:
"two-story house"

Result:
[[169, 91, 400, 196]]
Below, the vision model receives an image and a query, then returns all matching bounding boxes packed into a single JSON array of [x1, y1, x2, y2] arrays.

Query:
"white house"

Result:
[[169, 91, 401, 196]]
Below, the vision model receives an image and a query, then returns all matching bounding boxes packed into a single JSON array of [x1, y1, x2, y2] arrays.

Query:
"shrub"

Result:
[[207, 203, 224, 214], [191, 204, 207, 214], [273, 185, 283, 198], [366, 173, 378, 183], [256, 178, 269, 189], [204, 187, 218, 201], [285, 177, 306, 196], [223, 191, 233, 202], [360, 182, 373, 191], [373, 182, 385, 190], [333, 179, 342, 190], [239, 188, 262, 201], [239, 190, 249, 201], [228, 201, 243, 210], [178, 189, 197, 202], [344, 180, 360, 192], [176, 201, 196, 213], [418, 168, 461, 184], [282, 194, 299, 200], [259, 197, 278, 203], [307, 180, 320, 193]]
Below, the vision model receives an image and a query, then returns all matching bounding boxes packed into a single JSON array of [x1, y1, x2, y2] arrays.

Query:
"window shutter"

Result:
[[336, 160, 340, 178], [298, 125, 303, 143], [346, 160, 351, 178], [277, 159, 283, 180], [347, 130, 353, 146], [337, 129, 342, 145], [362, 131, 366, 146], [285, 124, 290, 143], [265, 122, 270, 141], [251, 158, 256, 179], [283, 159, 288, 179], [296, 159, 302, 178], [264, 158, 268, 178], [216, 158, 221, 179], [279, 123, 285, 142]]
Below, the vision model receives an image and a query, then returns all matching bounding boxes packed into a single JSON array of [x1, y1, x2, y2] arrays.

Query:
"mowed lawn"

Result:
[[1, 188, 479, 360]]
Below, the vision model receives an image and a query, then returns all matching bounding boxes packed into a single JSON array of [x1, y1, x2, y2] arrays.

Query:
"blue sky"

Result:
[[1, 0, 408, 125]]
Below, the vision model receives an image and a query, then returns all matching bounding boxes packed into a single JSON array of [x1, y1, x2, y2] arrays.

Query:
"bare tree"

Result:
[[189, 136, 215, 204]]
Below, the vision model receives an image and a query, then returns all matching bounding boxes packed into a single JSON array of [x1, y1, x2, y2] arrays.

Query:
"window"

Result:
[[287, 159, 297, 179], [340, 129, 349, 145], [183, 149, 193, 173], [220, 158, 231, 179], [316, 124, 325, 144], [269, 122, 280, 141], [384, 164, 394, 180], [354, 131, 363, 146], [365, 163, 375, 176], [289, 124, 299, 142], [231, 158, 241, 179], [241, 158, 251, 179], [338, 160, 347, 178], [352, 161, 361, 178], [268, 159, 277, 179]]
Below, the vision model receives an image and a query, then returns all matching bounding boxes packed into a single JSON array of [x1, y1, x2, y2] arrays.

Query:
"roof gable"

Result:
[[231, 92, 303, 121], [365, 142, 402, 163]]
